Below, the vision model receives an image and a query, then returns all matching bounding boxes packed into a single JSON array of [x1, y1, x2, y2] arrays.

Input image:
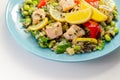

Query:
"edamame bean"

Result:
[[25, 0, 32, 4], [22, 11, 29, 16], [30, 7, 34, 11], [110, 21, 115, 27], [28, 7, 34, 15], [32, 1, 38, 6], [24, 4, 30, 11], [104, 34, 111, 42], [114, 27, 119, 34], [26, 17, 32, 24]]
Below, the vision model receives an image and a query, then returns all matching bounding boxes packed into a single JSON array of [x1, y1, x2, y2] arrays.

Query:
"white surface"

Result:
[[0, 1, 120, 80]]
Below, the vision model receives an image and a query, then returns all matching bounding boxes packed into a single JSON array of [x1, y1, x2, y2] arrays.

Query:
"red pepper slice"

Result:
[[83, 20, 100, 38], [38, 0, 47, 8], [85, 0, 100, 7]]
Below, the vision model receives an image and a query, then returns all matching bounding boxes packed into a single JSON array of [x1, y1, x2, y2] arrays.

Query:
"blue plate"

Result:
[[6, 0, 120, 62]]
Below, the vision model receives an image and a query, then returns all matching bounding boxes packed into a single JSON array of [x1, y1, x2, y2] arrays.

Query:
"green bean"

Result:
[[104, 34, 111, 42], [114, 27, 119, 34], [24, 4, 30, 11]]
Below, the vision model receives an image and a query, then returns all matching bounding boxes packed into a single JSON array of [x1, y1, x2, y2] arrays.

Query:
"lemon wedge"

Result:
[[49, 7, 65, 22], [27, 18, 48, 30], [76, 38, 98, 44], [80, 0, 108, 22], [65, 8, 92, 24]]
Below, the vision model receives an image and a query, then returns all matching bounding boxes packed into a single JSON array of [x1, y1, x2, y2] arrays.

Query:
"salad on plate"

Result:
[[19, 0, 119, 55]]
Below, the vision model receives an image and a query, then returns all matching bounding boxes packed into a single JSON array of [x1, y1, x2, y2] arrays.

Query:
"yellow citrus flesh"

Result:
[[65, 8, 92, 24], [49, 7, 65, 22], [80, 0, 108, 22], [27, 18, 48, 30]]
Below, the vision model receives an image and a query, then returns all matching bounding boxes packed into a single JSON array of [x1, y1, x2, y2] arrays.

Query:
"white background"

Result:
[[0, 0, 120, 80]]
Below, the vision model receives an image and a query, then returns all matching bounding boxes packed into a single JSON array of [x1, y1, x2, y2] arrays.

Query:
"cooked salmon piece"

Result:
[[99, 5, 113, 16], [63, 25, 85, 40], [46, 22, 63, 39], [32, 9, 46, 25], [59, 0, 76, 11]]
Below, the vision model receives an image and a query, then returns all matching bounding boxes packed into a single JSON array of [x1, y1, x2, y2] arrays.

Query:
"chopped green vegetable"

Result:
[[73, 46, 81, 51], [32, 0, 38, 6], [38, 36, 49, 48], [30, 30, 35, 36], [56, 40, 71, 54], [96, 40, 105, 50], [48, 40, 56, 48], [30, 30, 40, 37]]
